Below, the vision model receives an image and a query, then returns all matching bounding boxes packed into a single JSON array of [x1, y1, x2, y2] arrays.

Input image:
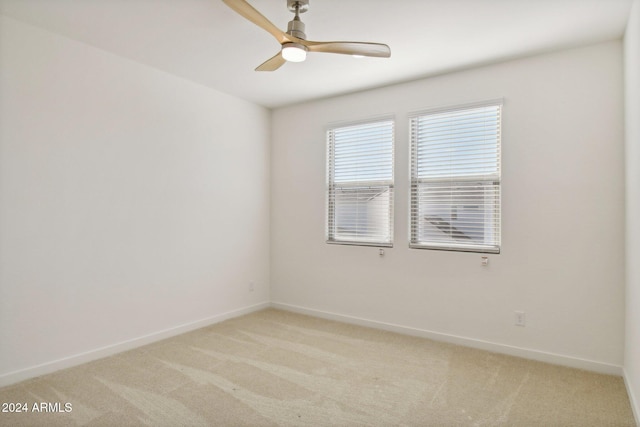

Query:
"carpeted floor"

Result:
[[0, 308, 635, 426]]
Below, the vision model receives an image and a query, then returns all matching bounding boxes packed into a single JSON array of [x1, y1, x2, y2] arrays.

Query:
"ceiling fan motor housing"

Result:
[[287, 17, 306, 39]]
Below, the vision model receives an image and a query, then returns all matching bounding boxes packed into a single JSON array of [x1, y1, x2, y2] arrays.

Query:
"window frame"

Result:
[[409, 100, 502, 254], [326, 117, 395, 247]]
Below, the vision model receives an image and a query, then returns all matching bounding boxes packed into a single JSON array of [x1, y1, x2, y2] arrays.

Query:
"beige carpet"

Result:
[[0, 308, 635, 426]]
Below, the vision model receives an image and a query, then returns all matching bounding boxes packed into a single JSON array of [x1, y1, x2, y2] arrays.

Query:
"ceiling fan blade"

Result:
[[222, 0, 291, 44], [255, 52, 287, 71], [305, 41, 391, 58]]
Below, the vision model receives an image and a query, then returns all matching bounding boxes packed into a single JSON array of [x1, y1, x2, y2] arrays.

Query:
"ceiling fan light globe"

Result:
[[282, 43, 307, 62]]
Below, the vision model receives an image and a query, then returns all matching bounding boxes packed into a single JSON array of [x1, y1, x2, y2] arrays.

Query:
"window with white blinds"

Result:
[[410, 101, 502, 253], [327, 119, 394, 246]]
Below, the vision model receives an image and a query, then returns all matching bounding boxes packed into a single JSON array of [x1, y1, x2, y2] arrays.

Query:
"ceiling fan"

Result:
[[222, 0, 391, 71]]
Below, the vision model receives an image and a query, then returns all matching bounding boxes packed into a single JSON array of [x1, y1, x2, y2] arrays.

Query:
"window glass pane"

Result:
[[334, 185, 392, 243], [333, 121, 393, 183], [414, 181, 499, 247]]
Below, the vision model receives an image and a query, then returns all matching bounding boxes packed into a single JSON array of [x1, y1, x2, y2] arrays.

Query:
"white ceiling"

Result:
[[0, 0, 633, 108]]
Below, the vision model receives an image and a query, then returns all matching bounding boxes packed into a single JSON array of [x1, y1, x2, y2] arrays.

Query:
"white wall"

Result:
[[271, 41, 625, 373], [625, 0, 640, 420], [0, 16, 270, 385]]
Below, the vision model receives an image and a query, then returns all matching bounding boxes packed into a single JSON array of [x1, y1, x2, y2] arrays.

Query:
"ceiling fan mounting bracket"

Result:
[[287, 0, 309, 14]]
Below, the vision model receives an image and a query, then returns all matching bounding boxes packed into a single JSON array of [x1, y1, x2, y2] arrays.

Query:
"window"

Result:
[[327, 119, 394, 246], [410, 101, 502, 253]]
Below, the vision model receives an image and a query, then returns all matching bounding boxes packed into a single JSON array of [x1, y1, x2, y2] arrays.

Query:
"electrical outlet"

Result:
[[515, 311, 526, 327], [249, 281, 255, 292]]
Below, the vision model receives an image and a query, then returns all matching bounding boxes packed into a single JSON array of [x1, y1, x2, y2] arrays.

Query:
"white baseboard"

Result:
[[271, 302, 623, 376], [2, 300, 626, 390], [624, 368, 640, 426], [0, 301, 270, 388]]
